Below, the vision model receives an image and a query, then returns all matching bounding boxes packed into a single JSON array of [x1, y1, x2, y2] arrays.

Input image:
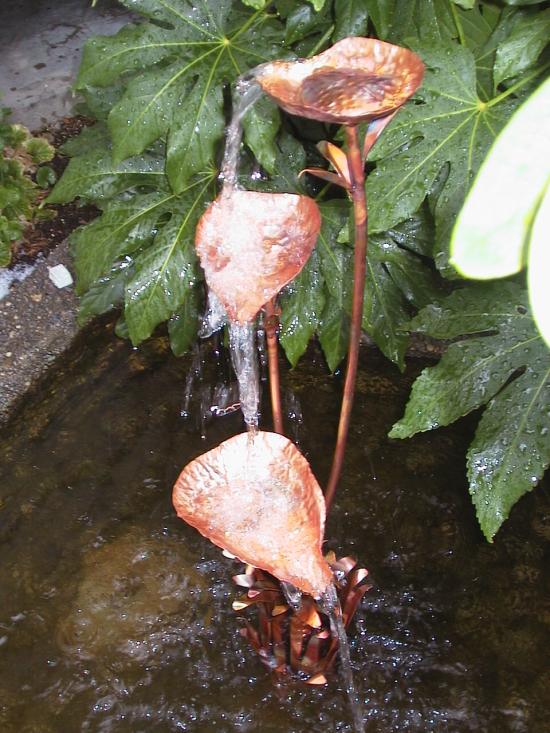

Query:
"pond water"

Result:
[[0, 324, 548, 732]]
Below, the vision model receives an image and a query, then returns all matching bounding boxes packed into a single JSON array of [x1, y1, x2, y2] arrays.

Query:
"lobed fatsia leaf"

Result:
[[47, 143, 167, 205], [332, 0, 369, 42], [168, 283, 202, 356], [77, 0, 286, 192], [77, 259, 133, 325], [367, 38, 538, 277], [316, 201, 351, 371], [279, 250, 325, 367], [70, 191, 177, 293], [494, 8, 550, 87], [389, 282, 550, 540], [241, 97, 281, 175], [124, 180, 211, 344]]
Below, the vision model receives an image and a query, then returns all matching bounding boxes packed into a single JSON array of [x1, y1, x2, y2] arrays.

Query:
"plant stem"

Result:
[[264, 298, 284, 434], [325, 125, 367, 512]]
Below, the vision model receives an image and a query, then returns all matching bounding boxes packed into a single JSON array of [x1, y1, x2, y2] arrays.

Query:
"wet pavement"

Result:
[[0, 0, 130, 129]]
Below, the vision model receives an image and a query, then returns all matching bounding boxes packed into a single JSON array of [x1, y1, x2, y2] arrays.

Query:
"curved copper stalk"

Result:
[[233, 553, 370, 683], [172, 431, 333, 598], [255, 37, 424, 124], [195, 190, 321, 324], [263, 298, 283, 434]]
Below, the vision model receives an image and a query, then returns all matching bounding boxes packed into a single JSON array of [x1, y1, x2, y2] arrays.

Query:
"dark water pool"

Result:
[[1, 325, 548, 732]]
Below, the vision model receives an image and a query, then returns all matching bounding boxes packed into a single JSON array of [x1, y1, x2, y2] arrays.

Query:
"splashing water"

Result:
[[220, 75, 263, 192], [321, 584, 365, 733], [229, 321, 260, 429], [199, 289, 228, 338]]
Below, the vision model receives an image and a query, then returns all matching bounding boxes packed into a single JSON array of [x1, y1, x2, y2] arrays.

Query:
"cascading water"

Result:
[[228, 321, 260, 430], [203, 75, 264, 431], [321, 584, 365, 733], [220, 75, 263, 192]]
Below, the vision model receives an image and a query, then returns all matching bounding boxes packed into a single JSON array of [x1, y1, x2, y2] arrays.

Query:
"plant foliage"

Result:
[[50, 0, 550, 539], [0, 104, 55, 266]]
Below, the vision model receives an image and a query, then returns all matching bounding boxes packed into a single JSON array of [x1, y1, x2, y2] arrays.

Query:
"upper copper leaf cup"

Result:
[[254, 37, 425, 124]]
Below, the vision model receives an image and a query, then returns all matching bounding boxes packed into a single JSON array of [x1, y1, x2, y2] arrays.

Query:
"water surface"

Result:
[[0, 325, 548, 732]]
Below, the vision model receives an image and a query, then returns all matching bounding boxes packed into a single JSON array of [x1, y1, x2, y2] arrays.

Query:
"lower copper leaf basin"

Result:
[[195, 190, 321, 323], [172, 431, 333, 597]]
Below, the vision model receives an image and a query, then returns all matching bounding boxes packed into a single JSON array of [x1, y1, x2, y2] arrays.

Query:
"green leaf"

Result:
[[47, 146, 167, 205], [285, 2, 330, 44], [368, 40, 537, 277], [316, 201, 352, 371], [166, 78, 224, 192], [279, 251, 325, 367], [308, 0, 327, 10], [79, 0, 285, 179], [168, 283, 202, 356], [451, 0, 475, 9], [451, 76, 550, 279], [70, 191, 176, 293], [242, 97, 281, 175], [36, 166, 56, 189], [0, 238, 11, 267], [77, 260, 131, 325], [364, 0, 398, 40], [333, 0, 369, 41], [468, 360, 550, 541], [124, 180, 210, 344], [390, 281, 550, 539], [494, 9, 550, 87]]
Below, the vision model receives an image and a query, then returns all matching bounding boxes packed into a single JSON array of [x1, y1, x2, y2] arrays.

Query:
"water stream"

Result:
[[229, 321, 260, 429], [220, 75, 263, 192], [322, 584, 365, 733]]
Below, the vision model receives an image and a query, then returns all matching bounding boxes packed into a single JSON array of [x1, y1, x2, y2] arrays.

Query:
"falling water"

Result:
[[229, 321, 260, 430], [220, 75, 263, 192], [199, 289, 227, 338], [321, 584, 365, 733]]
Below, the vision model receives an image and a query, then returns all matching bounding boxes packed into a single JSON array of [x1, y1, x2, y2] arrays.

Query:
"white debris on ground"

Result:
[[48, 264, 73, 289]]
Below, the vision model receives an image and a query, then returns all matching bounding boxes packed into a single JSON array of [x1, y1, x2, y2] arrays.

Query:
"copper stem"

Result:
[[325, 125, 367, 512], [264, 298, 284, 435]]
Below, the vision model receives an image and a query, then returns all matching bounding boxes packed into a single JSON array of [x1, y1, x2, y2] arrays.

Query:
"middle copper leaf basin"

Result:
[[172, 431, 333, 598], [195, 190, 321, 323]]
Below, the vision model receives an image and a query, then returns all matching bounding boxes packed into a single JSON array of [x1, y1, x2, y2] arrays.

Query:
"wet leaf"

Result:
[[451, 76, 550, 280], [242, 97, 281, 175], [76, 0, 286, 189], [333, 0, 369, 42], [389, 282, 550, 540], [70, 191, 177, 294], [47, 145, 167, 205], [528, 184, 550, 348], [494, 8, 550, 87], [77, 260, 131, 325], [367, 34, 541, 276], [168, 284, 202, 357], [125, 181, 211, 344], [316, 201, 352, 371], [280, 250, 325, 367]]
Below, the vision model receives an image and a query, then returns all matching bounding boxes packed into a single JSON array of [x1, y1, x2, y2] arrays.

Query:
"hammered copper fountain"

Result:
[[173, 36, 424, 695]]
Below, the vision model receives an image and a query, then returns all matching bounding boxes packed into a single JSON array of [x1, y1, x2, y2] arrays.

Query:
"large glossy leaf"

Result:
[[70, 191, 177, 293], [124, 179, 212, 344], [279, 250, 325, 367], [367, 32, 541, 276], [494, 8, 550, 87], [76, 0, 286, 192], [389, 282, 550, 540], [451, 76, 550, 280], [316, 201, 351, 371], [333, 0, 369, 41]]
